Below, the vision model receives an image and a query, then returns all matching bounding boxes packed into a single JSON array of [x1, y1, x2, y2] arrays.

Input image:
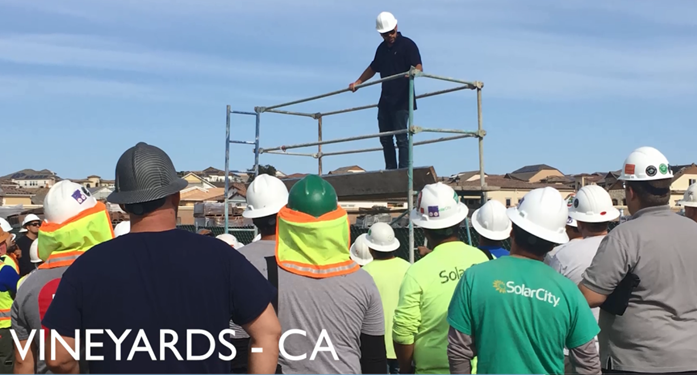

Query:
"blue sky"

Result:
[[1, 0, 696, 180]]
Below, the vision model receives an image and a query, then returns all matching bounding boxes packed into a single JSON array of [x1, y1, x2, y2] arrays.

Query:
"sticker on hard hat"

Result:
[[573, 199, 579, 208], [624, 164, 635, 175], [567, 217, 573, 224], [659, 163, 668, 175], [646, 165, 657, 177], [427, 206, 440, 217], [71, 189, 89, 204]]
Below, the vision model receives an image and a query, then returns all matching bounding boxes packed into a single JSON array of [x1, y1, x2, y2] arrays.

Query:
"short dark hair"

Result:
[[580, 221, 609, 234], [252, 214, 277, 236], [626, 179, 671, 207], [425, 222, 461, 242], [511, 223, 556, 257], [372, 251, 396, 260], [124, 197, 167, 216]]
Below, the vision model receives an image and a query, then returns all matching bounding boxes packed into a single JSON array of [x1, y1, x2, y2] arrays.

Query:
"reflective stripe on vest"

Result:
[[0, 263, 14, 329], [39, 250, 83, 270]]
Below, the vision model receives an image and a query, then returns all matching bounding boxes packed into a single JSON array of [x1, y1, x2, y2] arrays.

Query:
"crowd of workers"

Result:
[[0, 141, 695, 375]]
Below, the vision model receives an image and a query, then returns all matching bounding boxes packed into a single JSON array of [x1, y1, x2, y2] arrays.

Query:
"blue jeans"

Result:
[[378, 108, 409, 170]]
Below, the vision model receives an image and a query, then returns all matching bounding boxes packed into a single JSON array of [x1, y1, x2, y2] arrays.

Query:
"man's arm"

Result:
[[578, 234, 633, 308], [447, 327, 475, 374], [568, 340, 601, 374], [360, 280, 386, 374], [349, 66, 376, 91], [392, 274, 422, 373], [241, 303, 281, 374], [12, 291, 34, 373], [45, 336, 79, 374], [13, 340, 34, 374], [0, 265, 19, 296]]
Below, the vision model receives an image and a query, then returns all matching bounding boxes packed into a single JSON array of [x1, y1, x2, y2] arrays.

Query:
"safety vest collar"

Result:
[[38, 201, 114, 267], [275, 205, 359, 279]]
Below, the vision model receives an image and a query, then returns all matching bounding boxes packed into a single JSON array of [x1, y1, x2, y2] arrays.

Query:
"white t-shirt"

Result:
[[549, 235, 605, 354]]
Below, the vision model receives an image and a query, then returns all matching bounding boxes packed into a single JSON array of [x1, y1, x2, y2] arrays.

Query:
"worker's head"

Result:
[[411, 182, 469, 247], [506, 187, 569, 258], [364, 222, 400, 260], [107, 142, 188, 226], [376, 11, 398, 44], [216, 233, 243, 250], [618, 146, 673, 215], [349, 233, 373, 266], [472, 199, 511, 247], [243, 174, 289, 238], [678, 183, 697, 223], [568, 185, 620, 237], [565, 217, 582, 240], [287, 174, 338, 218], [20, 214, 42, 235]]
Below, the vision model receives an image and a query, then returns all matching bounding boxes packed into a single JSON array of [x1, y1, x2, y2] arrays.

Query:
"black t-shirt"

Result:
[[370, 32, 422, 111], [41, 229, 276, 373], [15, 235, 35, 277]]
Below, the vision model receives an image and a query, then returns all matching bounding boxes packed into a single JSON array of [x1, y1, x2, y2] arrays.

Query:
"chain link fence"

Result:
[[177, 222, 620, 263]]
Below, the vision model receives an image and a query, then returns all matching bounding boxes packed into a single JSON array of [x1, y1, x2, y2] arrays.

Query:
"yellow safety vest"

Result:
[[0, 260, 17, 329]]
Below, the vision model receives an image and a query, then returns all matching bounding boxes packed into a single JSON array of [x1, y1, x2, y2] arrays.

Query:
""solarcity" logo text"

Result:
[[494, 280, 561, 307]]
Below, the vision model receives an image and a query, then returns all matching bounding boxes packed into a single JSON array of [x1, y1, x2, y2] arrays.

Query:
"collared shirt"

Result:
[[370, 32, 422, 111], [581, 206, 697, 372]]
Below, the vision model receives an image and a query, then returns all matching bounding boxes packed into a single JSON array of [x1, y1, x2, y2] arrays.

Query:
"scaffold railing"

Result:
[[224, 66, 487, 263]]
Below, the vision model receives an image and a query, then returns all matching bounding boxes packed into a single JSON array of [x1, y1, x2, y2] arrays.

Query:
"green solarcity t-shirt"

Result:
[[393, 241, 490, 374], [363, 257, 411, 360], [447, 256, 600, 375]]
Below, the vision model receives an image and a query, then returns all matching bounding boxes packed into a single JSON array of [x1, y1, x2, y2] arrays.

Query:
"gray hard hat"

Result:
[[107, 142, 188, 205]]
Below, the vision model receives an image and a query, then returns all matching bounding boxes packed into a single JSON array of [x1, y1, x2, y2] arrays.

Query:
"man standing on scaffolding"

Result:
[[349, 11, 422, 170]]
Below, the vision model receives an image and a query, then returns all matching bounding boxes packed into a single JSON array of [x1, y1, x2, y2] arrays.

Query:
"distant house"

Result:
[[450, 171, 488, 182], [88, 186, 113, 201], [506, 164, 565, 183], [671, 163, 697, 206], [198, 167, 245, 184], [328, 165, 366, 175], [182, 173, 217, 189], [0, 184, 35, 206], [3, 169, 58, 188]]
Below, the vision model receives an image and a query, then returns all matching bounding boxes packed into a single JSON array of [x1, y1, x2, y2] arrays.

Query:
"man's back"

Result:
[[41, 229, 275, 373], [582, 206, 697, 372], [393, 241, 489, 374], [248, 255, 384, 375], [448, 256, 598, 374]]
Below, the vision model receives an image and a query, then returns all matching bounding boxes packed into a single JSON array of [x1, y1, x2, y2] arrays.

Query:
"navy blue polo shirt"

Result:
[[370, 32, 422, 111], [42, 229, 276, 373]]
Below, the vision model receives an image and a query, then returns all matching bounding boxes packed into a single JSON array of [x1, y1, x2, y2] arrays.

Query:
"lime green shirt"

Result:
[[447, 256, 600, 375], [363, 257, 411, 360], [392, 241, 490, 374]]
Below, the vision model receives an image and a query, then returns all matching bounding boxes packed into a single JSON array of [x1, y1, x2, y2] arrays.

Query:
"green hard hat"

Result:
[[287, 174, 338, 217]]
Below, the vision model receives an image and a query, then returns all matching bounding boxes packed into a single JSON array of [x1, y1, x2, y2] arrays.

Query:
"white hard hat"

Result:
[[216, 233, 243, 249], [113, 221, 130, 237], [618, 146, 673, 181], [364, 222, 400, 252], [0, 218, 11, 233], [566, 216, 578, 228], [376, 11, 397, 33], [44, 180, 98, 224], [411, 182, 468, 229], [506, 187, 569, 244], [568, 185, 620, 223], [350, 233, 373, 266], [678, 183, 697, 208], [472, 200, 511, 241], [19, 214, 41, 232], [29, 239, 42, 263], [243, 174, 289, 219]]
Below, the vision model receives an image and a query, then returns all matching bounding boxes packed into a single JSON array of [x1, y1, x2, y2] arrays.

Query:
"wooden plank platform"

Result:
[[280, 166, 438, 201]]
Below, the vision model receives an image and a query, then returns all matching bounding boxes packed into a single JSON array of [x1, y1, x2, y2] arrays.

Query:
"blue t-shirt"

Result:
[[480, 245, 509, 259], [0, 261, 18, 293], [41, 229, 276, 373]]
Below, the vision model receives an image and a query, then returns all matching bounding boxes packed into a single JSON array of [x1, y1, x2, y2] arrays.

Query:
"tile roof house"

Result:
[[328, 165, 366, 175], [0, 184, 36, 206], [2, 169, 58, 188], [506, 164, 565, 183]]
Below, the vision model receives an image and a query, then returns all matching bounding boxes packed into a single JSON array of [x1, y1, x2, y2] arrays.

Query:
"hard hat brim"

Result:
[[242, 202, 286, 219], [678, 200, 697, 208], [107, 178, 188, 205], [506, 207, 569, 245], [568, 207, 621, 223], [365, 237, 400, 252], [19, 228, 27, 233], [410, 202, 469, 229], [471, 208, 511, 241]]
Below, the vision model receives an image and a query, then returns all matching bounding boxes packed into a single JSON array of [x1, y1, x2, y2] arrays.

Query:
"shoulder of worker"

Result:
[[15, 267, 65, 301], [399, 34, 419, 46], [236, 239, 275, 260]]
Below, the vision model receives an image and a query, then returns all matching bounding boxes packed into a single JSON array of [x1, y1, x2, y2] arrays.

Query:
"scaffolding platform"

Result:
[[281, 166, 438, 201]]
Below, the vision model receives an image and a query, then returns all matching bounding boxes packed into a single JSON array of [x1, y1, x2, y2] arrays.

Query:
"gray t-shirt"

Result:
[[11, 267, 68, 374], [229, 240, 277, 339], [245, 244, 384, 374], [581, 206, 697, 372]]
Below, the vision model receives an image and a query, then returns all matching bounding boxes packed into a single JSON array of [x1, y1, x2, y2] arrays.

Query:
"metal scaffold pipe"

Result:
[[320, 134, 475, 157], [259, 128, 410, 153]]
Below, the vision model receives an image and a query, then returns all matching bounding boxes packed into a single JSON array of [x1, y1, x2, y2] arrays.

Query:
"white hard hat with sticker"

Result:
[[216, 233, 243, 250], [507, 187, 569, 244], [410, 182, 469, 230], [619, 146, 673, 181], [569, 185, 620, 223], [350, 233, 373, 266], [44, 180, 98, 225]]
